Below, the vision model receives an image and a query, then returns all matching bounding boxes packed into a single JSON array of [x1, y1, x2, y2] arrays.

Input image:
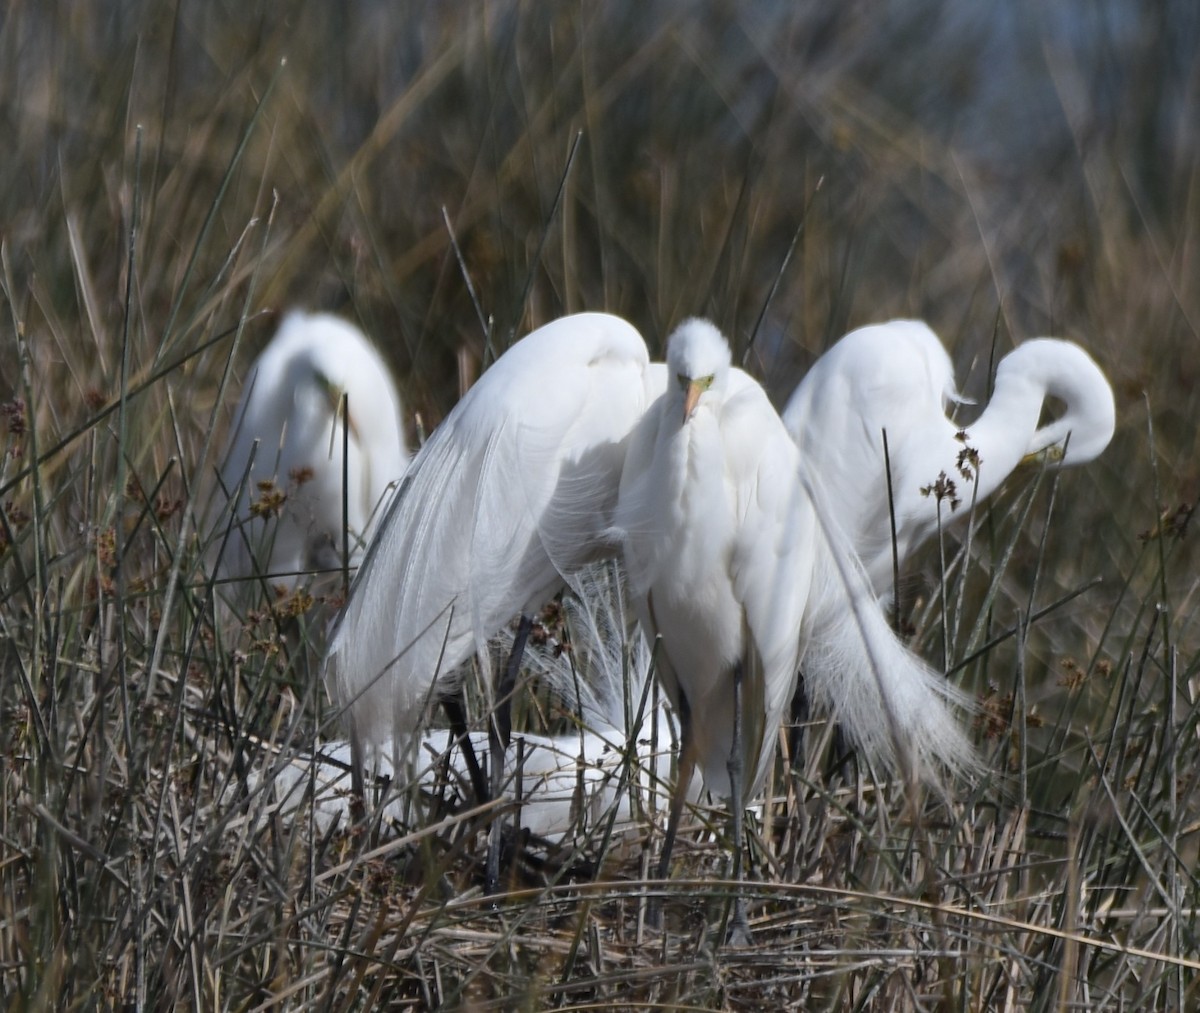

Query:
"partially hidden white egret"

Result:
[[260, 718, 681, 844], [264, 559, 685, 846], [612, 318, 976, 943], [782, 319, 1115, 599], [214, 310, 409, 591]]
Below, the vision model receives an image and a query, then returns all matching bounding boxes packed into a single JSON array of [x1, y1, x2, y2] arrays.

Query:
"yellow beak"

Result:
[[1020, 444, 1065, 468], [683, 379, 704, 422]]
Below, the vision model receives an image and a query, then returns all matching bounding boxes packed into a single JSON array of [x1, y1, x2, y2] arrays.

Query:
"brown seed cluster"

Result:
[[250, 479, 287, 519], [0, 397, 27, 437], [920, 471, 961, 512]]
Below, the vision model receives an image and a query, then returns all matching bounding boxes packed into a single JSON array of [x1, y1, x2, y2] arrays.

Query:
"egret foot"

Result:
[[726, 904, 753, 948]]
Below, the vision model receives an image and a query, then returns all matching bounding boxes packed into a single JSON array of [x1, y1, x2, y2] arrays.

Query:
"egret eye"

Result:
[[677, 373, 716, 392], [312, 370, 342, 404]]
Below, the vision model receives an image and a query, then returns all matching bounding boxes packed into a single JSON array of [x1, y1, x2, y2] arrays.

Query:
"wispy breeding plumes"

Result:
[[324, 313, 660, 760]]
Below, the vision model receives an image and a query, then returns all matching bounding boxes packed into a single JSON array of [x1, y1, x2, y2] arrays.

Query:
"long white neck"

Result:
[[1005, 338, 1115, 463], [957, 337, 1114, 504], [955, 368, 1050, 507]]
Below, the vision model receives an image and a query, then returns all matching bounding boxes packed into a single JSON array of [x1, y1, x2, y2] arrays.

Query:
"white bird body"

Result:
[[614, 319, 976, 942], [326, 312, 660, 757], [618, 320, 978, 802], [215, 311, 408, 588], [616, 321, 809, 797], [259, 718, 681, 844], [783, 320, 1115, 597], [782, 320, 957, 590]]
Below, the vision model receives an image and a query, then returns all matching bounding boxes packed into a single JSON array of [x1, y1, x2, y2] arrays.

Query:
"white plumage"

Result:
[[612, 318, 976, 941], [215, 310, 408, 590], [616, 320, 977, 795], [324, 312, 661, 757], [782, 319, 1115, 598], [615, 319, 809, 799], [325, 312, 981, 794]]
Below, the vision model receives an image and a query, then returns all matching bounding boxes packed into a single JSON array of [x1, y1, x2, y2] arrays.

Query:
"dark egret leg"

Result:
[[348, 720, 367, 829], [725, 661, 753, 947], [442, 696, 489, 806], [650, 695, 696, 931], [790, 669, 856, 786], [828, 724, 856, 785], [787, 671, 808, 768], [485, 614, 533, 897]]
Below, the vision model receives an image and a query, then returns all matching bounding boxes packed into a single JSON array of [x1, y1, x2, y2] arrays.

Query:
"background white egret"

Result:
[[214, 310, 409, 592], [782, 319, 1116, 600]]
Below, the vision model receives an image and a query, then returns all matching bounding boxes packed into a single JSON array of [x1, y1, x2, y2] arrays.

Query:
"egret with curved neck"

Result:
[[782, 319, 1115, 598]]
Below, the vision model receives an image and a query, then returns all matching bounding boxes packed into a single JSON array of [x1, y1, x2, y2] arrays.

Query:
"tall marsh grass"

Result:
[[1, 1, 1197, 1008]]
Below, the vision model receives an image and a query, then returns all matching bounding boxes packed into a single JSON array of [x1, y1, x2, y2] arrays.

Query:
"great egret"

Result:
[[214, 310, 409, 591], [324, 313, 662, 763], [781, 319, 1115, 599], [612, 319, 976, 943], [613, 319, 808, 942], [324, 313, 665, 896]]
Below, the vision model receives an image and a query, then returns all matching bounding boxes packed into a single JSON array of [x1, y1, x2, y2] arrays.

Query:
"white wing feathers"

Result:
[[325, 313, 653, 756], [721, 380, 812, 793], [798, 476, 979, 785], [727, 368, 976, 792]]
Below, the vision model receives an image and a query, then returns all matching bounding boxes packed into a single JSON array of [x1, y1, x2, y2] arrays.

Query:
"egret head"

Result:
[[666, 318, 731, 422], [284, 336, 362, 447]]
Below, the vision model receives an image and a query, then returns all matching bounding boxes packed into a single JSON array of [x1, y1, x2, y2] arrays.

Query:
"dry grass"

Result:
[[1, 1, 1198, 1009]]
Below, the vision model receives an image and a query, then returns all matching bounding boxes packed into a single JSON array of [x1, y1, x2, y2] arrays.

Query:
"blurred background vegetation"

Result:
[[4, 0, 1196, 592], [1, 0, 1198, 1007]]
